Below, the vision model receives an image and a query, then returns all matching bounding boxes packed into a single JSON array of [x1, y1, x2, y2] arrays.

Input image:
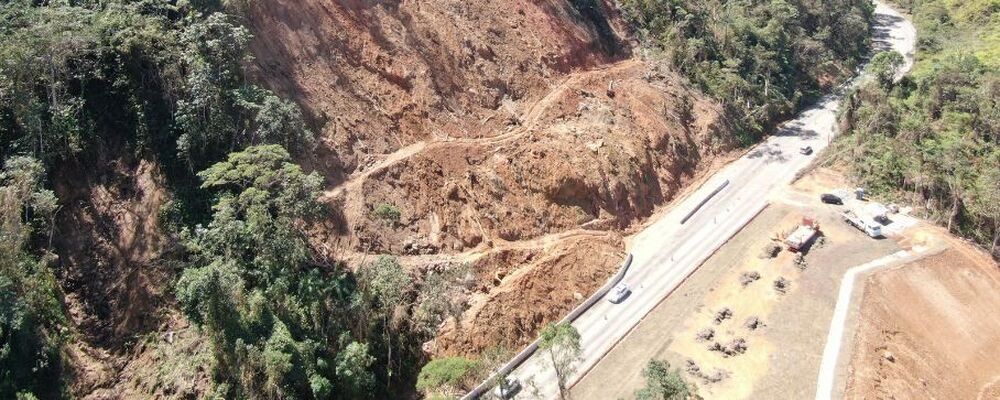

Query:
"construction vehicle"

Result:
[[864, 203, 890, 224], [842, 210, 882, 238], [784, 217, 820, 252]]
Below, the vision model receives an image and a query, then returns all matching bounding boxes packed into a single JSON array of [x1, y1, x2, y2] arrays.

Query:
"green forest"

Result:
[[619, 0, 874, 143], [2, 0, 992, 398], [835, 0, 999, 256], [0, 1, 432, 398]]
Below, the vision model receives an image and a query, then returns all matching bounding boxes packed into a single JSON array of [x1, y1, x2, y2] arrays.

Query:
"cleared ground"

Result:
[[844, 239, 1000, 399], [571, 168, 903, 399]]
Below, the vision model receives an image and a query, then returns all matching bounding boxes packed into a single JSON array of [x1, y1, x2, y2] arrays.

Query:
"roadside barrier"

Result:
[[680, 180, 729, 224], [461, 254, 634, 400]]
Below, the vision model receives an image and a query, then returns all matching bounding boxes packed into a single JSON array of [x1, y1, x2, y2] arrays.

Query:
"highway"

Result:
[[497, 3, 916, 399]]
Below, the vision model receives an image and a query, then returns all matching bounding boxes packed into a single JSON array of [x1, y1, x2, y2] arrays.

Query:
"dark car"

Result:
[[800, 146, 814, 155], [821, 193, 843, 205], [493, 377, 522, 399]]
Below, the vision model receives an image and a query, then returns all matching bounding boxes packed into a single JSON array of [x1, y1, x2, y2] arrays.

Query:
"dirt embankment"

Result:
[[845, 240, 1000, 399], [50, 153, 203, 398], [247, 0, 630, 177], [246, 0, 739, 357]]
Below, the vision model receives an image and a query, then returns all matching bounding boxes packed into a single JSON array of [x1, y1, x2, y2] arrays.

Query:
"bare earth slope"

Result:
[[845, 240, 1000, 399], [246, 0, 740, 356]]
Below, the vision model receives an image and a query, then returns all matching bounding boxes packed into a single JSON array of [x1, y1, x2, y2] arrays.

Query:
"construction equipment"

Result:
[[784, 217, 820, 252]]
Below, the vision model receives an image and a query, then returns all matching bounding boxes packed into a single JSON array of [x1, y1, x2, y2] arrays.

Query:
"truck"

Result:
[[784, 217, 820, 251], [864, 203, 890, 224], [842, 210, 882, 238]]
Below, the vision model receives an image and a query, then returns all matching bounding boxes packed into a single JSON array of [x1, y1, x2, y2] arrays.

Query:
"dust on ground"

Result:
[[571, 167, 904, 399], [843, 238, 1000, 399]]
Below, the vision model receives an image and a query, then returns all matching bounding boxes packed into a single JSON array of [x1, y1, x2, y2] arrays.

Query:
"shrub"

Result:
[[416, 357, 479, 394], [373, 203, 402, 222]]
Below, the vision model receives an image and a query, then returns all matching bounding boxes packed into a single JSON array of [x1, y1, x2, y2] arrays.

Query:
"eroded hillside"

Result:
[[246, 0, 738, 357]]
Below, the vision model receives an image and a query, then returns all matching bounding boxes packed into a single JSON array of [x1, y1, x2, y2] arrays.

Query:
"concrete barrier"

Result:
[[461, 254, 634, 400], [680, 179, 729, 224]]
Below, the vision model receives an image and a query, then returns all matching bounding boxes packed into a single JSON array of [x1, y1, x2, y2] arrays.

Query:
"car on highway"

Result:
[[800, 146, 814, 155], [607, 282, 631, 304], [493, 376, 521, 399], [820, 193, 843, 205]]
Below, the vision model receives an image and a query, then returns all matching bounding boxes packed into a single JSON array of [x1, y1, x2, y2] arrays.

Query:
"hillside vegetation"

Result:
[[1, 0, 884, 398], [836, 0, 999, 256], [620, 0, 873, 143], [0, 1, 428, 398]]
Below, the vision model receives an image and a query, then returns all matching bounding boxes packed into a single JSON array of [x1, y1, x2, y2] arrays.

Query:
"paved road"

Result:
[[500, 3, 916, 399]]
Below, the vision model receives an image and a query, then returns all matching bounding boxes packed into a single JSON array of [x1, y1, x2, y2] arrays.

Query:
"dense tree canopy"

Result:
[[0, 1, 429, 398], [620, 0, 873, 143], [0, 157, 61, 399], [836, 0, 999, 257]]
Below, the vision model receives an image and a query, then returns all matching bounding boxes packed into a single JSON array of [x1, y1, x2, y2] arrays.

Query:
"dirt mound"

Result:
[[845, 243, 1000, 399], [246, 0, 739, 358], [431, 234, 625, 356], [342, 61, 733, 254], [48, 154, 203, 397], [241, 0, 748, 362], [247, 0, 630, 177]]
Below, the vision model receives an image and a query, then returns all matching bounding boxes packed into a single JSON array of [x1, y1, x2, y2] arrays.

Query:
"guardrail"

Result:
[[461, 254, 634, 400], [680, 180, 729, 224]]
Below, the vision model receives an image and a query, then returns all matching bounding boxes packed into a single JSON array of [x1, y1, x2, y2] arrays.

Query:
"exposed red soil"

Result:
[[432, 233, 626, 357], [845, 238, 1000, 399], [247, 0, 738, 356], [49, 154, 197, 398]]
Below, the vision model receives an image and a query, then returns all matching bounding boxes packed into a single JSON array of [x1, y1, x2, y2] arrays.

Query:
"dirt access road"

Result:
[[489, 2, 916, 399], [843, 241, 1000, 399]]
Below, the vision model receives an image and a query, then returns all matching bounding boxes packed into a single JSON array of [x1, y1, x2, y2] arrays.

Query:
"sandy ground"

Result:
[[843, 240, 1000, 399], [571, 168, 904, 399]]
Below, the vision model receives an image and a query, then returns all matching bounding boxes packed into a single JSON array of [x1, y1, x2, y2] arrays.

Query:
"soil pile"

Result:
[[246, 0, 738, 356]]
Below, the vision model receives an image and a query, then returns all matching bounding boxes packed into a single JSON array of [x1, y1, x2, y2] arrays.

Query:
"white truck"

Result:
[[784, 217, 820, 251], [842, 210, 882, 238], [864, 203, 890, 224]]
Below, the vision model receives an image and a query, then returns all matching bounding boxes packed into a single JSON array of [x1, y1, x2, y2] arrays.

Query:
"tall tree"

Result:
[[538, 322, 582, 399], [634, 359, 690, 400]]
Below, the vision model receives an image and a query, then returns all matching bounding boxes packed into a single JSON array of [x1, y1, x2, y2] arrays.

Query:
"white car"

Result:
[[607, 283, 631, 304], [493, 376, 521, 399]]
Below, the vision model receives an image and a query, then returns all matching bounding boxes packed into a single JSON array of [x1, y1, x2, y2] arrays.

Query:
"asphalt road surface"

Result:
[[498, 3, 916, 399]]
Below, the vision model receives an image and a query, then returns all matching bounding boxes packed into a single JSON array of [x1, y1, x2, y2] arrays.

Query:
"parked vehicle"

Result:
[[607, 282, 631, 304], [864, 203, 890, 224], [842, 210, 882, 238], [785, 217, 820, 252], [800, 146, 813, 155], [820, 193, 843, 205], [493, 377, 522, 399]]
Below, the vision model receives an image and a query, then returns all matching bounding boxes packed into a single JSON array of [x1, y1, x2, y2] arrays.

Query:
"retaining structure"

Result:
[[461, 254, 634, 400]]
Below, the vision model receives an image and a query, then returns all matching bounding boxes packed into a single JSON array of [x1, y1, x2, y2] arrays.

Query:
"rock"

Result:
[[573, 292, 584, 300], [759, 242, 782, 258], [773, 277, 790, 294], [883, 351, 895, 362], [585, 139, 604, 153]]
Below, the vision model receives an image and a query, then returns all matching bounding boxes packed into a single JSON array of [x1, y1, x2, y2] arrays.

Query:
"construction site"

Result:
[[572, 166, 1000, 399]]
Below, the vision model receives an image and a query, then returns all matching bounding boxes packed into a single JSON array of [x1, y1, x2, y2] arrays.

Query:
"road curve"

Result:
[[486, 3, 916, 399]]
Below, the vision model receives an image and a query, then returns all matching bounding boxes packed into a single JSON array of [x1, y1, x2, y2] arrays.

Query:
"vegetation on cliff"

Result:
[[836, 0, 999, 256], [0, 1, 427, 398], [620, 0, 874, 143]]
